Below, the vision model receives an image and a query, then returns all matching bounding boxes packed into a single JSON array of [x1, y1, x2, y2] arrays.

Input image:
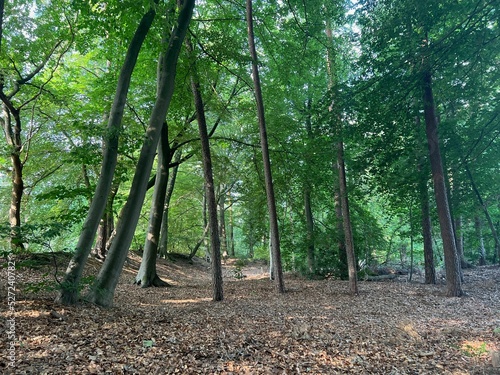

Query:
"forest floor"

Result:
[[1, 253, 499, 374]]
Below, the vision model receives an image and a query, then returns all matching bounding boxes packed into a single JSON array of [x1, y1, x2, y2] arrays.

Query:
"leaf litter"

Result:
[[1, 254, 499, 374]]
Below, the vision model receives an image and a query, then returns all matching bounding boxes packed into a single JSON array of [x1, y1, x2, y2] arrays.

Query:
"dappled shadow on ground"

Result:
[[0, 255, 499, 374]]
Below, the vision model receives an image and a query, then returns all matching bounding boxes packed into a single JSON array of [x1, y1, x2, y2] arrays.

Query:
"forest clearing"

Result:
[[1, 254, 499, 374], [1, 1, 499, 373]]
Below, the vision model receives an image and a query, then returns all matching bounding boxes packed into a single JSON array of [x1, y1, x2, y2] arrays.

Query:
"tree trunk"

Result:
[[304, 100, 315, 274], [2, 100, 25, 251], [218, 186, 228, 259], [465, 163, 500, 264], [325, 20, 357, 295], [186, 36, 223, 301], [57, 5, 158, 305], [158, 149, 181, 258], [475, 215, 487, 266], [87, 0, 195, 308], [422, 69, 463, 297], [304, 187, 315, 274], [228, 192, 236, 257], [337, 141, 358, 295], [135, 125, 171, 288], [419, 173, 436, 284], [246, 0, 285, 293]]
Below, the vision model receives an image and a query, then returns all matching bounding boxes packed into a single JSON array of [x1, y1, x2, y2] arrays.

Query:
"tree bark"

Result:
[[135, 125, 171, 288], [246, 0, 285, 293], [304, 187, 315, 274], [57, 5, 158, 305], [1, 104, 24, 251], [419, 173, 436, 284], [325, 20, 357, 294], [158, 149, 181, 258], [186, 36, 224, 301], [87, 0, 195, 308], [475, 215, 487, 266], [228, 192, 236, 257], [218, 185, 228, 258], [304, 99, 315, 274], [422, 69, 463, 297], [337, 141, 358, 295]]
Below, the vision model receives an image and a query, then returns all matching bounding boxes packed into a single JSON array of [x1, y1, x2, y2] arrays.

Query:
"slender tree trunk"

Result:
[[228, 192, 236, 257], [57, 5, 158, 305], [465, 163, 500, 264], [185, 37, 223, 301], [337, 141, 358, 295], [304, 99, 315, 274], [304, 187, 315, 274], [475, 215, 487, 266], [325, 20, 357, 294], [422, 69, 462, 297], [246, 0, 285, 293], [135, 125, 171, 288], [87, 0, 195, 307], [219, 186, 228, 259], [202, 189, 210, 261], [158, 149, 181, 258], [419, 172, 436, 284], [2, 101, 25, 251]]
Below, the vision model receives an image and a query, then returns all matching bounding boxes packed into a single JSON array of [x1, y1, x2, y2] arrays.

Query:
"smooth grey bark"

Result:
[[87, 0, 195, 307], [58, 6, 157, 305], [135, 124, 171, 288], [422, 69, 463, 297], [246, 0, 285, 293], [158, 149, 181, 258], [186, 37, 223, 301]]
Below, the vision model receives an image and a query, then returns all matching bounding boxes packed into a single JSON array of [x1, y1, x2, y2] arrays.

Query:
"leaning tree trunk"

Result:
[[185, 36, 223, 301], [246, 0, 285, 293], [422, 69, 462, 297], [87, 0, 195, 308], [57, 5, 158, 305], [135, 124, 171, 288]]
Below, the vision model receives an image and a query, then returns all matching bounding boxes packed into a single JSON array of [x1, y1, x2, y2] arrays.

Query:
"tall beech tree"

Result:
[[134, 124, 171, 288], [58, 3, 158, 304], [87, 0, 195, 307], [186, 37, 224, 301], [422, 67, 462, 297], [246, 0, 285, 293]]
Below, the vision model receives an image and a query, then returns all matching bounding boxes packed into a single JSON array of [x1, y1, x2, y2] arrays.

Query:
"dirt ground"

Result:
[[1, 253, 499, 374]]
